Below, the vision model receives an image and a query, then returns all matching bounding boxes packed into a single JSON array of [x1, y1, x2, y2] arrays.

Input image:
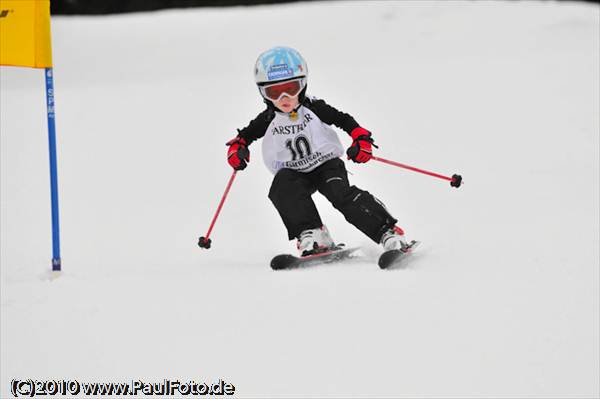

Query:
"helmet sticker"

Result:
[[267, 64, 293, 80]]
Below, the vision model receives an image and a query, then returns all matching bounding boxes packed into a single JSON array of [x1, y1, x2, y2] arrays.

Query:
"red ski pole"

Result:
[[371, 156, 463, 188], [198, 170, 238, 249]]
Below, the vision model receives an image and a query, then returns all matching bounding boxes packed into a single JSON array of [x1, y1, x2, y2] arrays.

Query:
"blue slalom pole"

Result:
[[45, 68, 61, 271]]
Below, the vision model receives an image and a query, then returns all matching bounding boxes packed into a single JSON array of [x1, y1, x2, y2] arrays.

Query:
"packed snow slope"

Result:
[[1, 1, 599, 397]]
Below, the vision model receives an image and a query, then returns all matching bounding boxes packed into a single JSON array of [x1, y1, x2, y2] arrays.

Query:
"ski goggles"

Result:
[[259, 77, 306, 101]]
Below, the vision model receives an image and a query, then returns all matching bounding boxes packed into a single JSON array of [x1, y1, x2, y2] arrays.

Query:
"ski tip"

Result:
[[270, 254, 296, 270], [378, 240, 420, 269], [378, 249, 402, 269]]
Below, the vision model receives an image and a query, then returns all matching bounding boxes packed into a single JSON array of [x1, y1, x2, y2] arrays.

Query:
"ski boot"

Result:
[[296, 225, 336, 257]]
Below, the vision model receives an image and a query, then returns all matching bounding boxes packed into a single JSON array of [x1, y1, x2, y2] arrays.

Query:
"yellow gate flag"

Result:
[[0, 0, 52, 68]]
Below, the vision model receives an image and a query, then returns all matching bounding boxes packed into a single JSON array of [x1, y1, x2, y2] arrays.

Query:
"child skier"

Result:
[[227, 46, 411, 257]]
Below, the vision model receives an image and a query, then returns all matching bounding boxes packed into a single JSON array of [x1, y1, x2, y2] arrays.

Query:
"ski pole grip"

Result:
[[346, 145, 358, 160]]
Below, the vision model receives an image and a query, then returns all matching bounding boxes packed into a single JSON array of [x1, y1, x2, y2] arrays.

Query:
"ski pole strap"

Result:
[[371, 156, 462, 188]]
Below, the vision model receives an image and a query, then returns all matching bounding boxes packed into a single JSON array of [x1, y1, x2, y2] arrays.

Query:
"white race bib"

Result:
[[262, 107, 344, 174]]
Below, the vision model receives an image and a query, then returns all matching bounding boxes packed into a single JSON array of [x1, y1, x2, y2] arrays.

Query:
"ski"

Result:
[[378, 240, 421, 269], [270, 245, 361, 270]]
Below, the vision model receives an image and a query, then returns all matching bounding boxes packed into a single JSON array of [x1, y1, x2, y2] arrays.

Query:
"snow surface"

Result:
[[1, 1, 599, 397]]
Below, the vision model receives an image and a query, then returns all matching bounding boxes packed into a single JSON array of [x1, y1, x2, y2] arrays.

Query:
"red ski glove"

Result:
[[346, 127, 376, 163], [226, 136, 250, 170]]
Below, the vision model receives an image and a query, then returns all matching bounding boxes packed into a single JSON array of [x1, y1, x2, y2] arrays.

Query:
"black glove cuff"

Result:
[[237, 146, 250, 162]]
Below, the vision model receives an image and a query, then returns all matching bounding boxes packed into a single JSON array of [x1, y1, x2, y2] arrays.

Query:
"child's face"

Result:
[[273, 94, 299, 113]]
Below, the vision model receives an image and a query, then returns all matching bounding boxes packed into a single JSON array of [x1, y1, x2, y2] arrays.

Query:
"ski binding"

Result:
[[270, 245, 361, 270]]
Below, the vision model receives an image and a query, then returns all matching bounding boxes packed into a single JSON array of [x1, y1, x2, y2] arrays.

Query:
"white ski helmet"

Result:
[[254, 46, 308, 86]]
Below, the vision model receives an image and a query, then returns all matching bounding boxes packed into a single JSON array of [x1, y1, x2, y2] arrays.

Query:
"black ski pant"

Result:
[[268, 158, 397, 243]]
